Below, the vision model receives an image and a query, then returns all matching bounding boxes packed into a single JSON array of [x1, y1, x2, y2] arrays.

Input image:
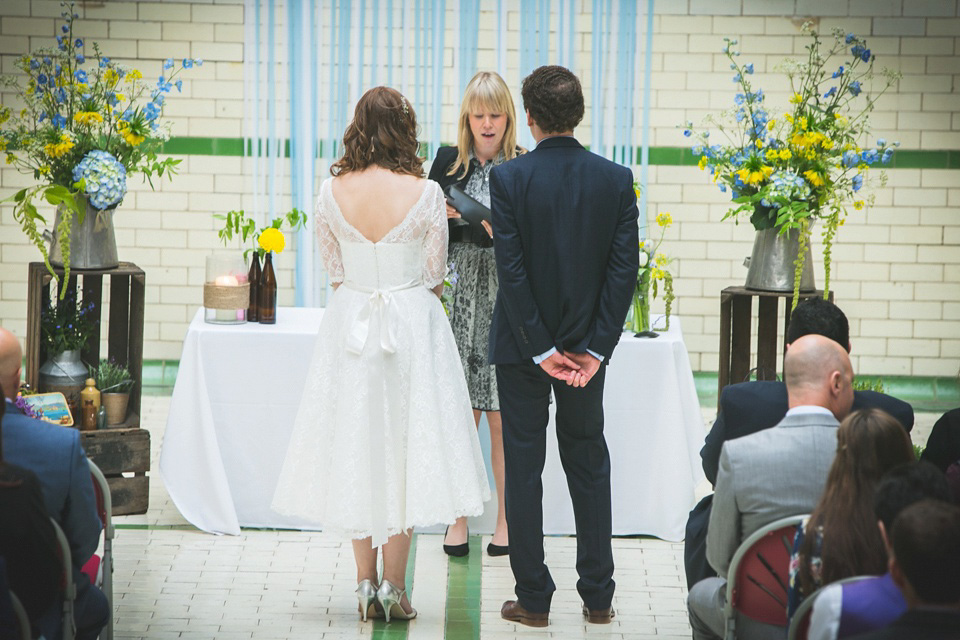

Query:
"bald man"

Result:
[[687, 335, 855, 640], [0, 327, 108, 640]]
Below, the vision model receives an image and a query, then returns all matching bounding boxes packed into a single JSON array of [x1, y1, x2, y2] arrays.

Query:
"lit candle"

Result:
[[214, 274, 239, 286]]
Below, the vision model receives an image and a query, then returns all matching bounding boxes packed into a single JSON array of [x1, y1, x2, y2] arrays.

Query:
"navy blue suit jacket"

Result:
[[701, 381, 915, 485], [2, 399, 101, 569], [488, 136, 639, 364]]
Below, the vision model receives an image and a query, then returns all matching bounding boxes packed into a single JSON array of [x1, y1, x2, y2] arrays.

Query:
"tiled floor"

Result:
[[109, 396, 940, 639]]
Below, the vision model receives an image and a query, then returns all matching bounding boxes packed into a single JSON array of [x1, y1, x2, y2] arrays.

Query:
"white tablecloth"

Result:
[[160, 307, 705, 540]]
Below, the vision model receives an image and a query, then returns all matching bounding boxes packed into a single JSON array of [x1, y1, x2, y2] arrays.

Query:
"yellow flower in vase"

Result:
[[656, 211, 673, 228], [258, 227, 286, 253]]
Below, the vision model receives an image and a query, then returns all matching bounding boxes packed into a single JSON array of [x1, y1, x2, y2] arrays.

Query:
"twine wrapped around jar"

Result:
[[203, 282, 250, 310]]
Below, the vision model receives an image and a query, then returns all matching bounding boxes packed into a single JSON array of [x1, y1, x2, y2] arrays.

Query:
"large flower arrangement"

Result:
[[0, 1, 197, 295], [687, 26, 899, 306]]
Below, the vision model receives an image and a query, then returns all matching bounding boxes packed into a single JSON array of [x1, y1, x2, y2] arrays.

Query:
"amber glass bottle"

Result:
[[259, 252, 277, 324], [247, 252, 261, 322]]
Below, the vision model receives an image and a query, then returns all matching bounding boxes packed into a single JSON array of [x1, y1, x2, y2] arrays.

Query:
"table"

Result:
[[160, 308, 705, 540]]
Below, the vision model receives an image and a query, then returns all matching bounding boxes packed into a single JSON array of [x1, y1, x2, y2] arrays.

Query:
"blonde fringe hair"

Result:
[[448, 71, 522, 179]]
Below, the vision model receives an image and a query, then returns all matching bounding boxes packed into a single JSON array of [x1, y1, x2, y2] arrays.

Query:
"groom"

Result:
[[489, 65, 639, 627]]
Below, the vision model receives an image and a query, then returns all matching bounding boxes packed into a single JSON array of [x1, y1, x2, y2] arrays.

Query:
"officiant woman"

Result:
[[429, 71, 523, 557]]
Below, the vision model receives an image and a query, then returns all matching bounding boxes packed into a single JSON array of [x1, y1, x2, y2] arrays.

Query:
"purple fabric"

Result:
[[838, 573, 907, 638]]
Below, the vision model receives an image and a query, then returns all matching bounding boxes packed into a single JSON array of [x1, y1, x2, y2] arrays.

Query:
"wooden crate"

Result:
[[26, 261, 145, 428], [26, 262, 150, 514], [80, 428, 150, 515]]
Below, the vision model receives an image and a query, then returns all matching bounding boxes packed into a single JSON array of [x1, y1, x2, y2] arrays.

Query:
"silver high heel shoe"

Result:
[[377, 579, 417, 622], [356, 579, 379, 621]]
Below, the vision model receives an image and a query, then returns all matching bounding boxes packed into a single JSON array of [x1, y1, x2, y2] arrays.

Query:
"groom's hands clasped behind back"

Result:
[[538, 351, 600, 388]]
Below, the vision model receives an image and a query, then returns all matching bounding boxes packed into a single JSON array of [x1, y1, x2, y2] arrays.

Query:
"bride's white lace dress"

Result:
[[272, 178, 490, 545]]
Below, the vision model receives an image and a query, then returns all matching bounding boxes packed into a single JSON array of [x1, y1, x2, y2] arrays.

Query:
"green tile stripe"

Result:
[[444, 535, 483, 640], [158, 137, 960, 169], [371, 533, 418, 640]]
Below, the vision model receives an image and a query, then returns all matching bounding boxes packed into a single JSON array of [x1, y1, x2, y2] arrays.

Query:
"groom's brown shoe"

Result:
[[582, 605, 615, 624], [501, 600, 549, 627]]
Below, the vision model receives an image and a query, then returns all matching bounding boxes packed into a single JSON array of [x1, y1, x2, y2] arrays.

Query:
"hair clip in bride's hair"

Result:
[[400, 96, 410, 117]]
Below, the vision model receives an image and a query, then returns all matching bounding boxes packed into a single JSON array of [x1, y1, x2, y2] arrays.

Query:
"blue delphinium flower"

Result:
[[143, 102, 161, 122], [37, 73, 48, 86], [38, 112, 47, 122], [74, 38, 83, 48], [823, 87, 837, 98], [76, 54, 85, 64], [851, 45, 871, 62], [845, 33, 856, 44], [842, 151, 861, 168], [195, 58, 204, 66], [862, 149, 879, 165], [852, 174, 863, 192], [164, 58, 174, 70], [43, 56, 51, 65], [183, 58, 194, 69], [683, 129, 692, 137], [848, 81, 862, 97], [734, 93, 745, 105], [175, 79, 183, 92], [61, 25, 69, 33], [832, 66, 844, 78], [744, 63, 754, 74], [52, 114, 67, 129], [72, 150, 127, 210], [99, 57, 110, 68], [733, 74, 741, 83], [881, 148, 894, 164], [30, 58, 40, 70], [877, 138, 886, 147], [74, 69, 87, 83]]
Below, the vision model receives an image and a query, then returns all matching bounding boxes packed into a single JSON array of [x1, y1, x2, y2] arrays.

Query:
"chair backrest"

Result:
[[786, 575, 873, 640], [87, 460, 113, 539], [8, 591, 30, 640], [726, 514, 808, 631], [48, 517, 76, 640]]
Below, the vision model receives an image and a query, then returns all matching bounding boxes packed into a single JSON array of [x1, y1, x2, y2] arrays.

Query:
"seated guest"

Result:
[[687, 334, 855, 640], [685, 298, 914, 589], [0, 328, 108, 640], [0, 380, 62, 633], [787, 408, 915, 618], [919, 405, 960, 475], [808, 462, 952, 640], [848, 499, 960, 640]]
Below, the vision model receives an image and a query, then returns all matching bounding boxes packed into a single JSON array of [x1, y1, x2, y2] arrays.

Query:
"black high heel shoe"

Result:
[[487, 542, 509, 557], [443, 525, 469, 557]]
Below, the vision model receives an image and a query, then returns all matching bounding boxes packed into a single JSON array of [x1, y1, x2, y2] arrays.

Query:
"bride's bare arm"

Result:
[[432, 283, 443, 297]]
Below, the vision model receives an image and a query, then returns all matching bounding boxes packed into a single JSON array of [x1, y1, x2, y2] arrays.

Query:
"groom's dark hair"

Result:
[[521, 66, 584, 134]]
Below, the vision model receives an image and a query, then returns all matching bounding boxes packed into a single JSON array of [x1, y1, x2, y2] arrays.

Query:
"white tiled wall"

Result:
[[1, 0, 958, 374]]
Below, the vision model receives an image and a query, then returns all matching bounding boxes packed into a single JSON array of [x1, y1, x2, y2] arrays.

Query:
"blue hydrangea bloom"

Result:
[[73, 150, 127, 210]]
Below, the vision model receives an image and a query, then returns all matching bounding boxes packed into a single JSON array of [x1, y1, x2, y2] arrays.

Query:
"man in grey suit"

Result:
[[687, 334, 855, 640]]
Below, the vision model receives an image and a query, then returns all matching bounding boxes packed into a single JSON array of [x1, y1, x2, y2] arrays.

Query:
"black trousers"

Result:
[[496, 361, 615, 613], [684, 493, 718, 589]]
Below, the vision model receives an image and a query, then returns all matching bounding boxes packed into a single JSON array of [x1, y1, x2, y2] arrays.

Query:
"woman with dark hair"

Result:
[[428, 71, 523, 557], [272, 87, 489, 622], [787, 408, 916, 617], [0, 382, 62, 634]]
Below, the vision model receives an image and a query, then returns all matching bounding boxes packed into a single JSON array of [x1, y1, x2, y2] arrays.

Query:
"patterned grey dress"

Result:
[[448, 153, 503, 411]]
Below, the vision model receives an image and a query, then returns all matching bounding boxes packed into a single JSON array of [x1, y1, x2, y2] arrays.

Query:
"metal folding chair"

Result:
[[8, 591, 30, 640], [88, 460, 114, 640], [787, 575, 872, 640], [724, 514, 809, 640], [49, 518, 76, 640]]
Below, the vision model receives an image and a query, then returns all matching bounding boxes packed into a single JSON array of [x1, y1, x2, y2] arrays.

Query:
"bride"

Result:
[[272, 87, 490, 622]]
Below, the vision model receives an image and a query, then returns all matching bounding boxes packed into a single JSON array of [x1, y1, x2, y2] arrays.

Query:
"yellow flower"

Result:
[[654, 253, 669, 268], [38, 165, 50, 175], [634, 187, 642, 199], [5, 152, 16, 165], [803, 169, 824, 187], [126, 69, 142, 81], [651, 268, 665, 280], [755, 138, 764, 149], [0, 106, 9, 125], [779, 149, 793, 160], [74, 111, 104, 126], [853, 200, 864, 210], [790, 93, 803, 104], [799, 116, 808, 131], [118, 121, 146, 146], [784, 113, 794, 124], [115, 93, 126, 103], [765, 149, 779, 162], [103, 69, 120, 86], [258, 227, 286, 253], [656, 211, 673, 228], [821, 138, 834, 150], [0, 140, 6, 153], [767, 120, 776, 131], [698, 155, 708, 170], [43, 133, 74, 158], [834, 114, 848, 126]]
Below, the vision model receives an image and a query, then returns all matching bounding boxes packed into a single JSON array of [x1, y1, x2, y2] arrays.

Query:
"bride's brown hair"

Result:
[[330, 87, 424, 178]]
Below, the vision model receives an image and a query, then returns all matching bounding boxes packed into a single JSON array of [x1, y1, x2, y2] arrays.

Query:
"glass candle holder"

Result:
[[204, 253, 249, 324]]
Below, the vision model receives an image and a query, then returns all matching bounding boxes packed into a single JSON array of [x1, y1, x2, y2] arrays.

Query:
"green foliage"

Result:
[[852, 377, 885, 393], [40, 289, 97, 356], [89, 358, 133, 393], [215, 208, 308, 259]]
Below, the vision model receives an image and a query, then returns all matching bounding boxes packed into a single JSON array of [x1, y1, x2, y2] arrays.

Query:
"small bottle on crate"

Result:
[[80, 378, 101, 431]]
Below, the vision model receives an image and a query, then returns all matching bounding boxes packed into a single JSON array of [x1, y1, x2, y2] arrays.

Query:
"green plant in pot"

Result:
[[688, 25, 900, 309], [89, 358, 133, 426], [0, 1, 195, 298]]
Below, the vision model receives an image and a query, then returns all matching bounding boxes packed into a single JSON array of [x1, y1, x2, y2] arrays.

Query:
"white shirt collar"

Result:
[[785, 405, 835, 418]]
